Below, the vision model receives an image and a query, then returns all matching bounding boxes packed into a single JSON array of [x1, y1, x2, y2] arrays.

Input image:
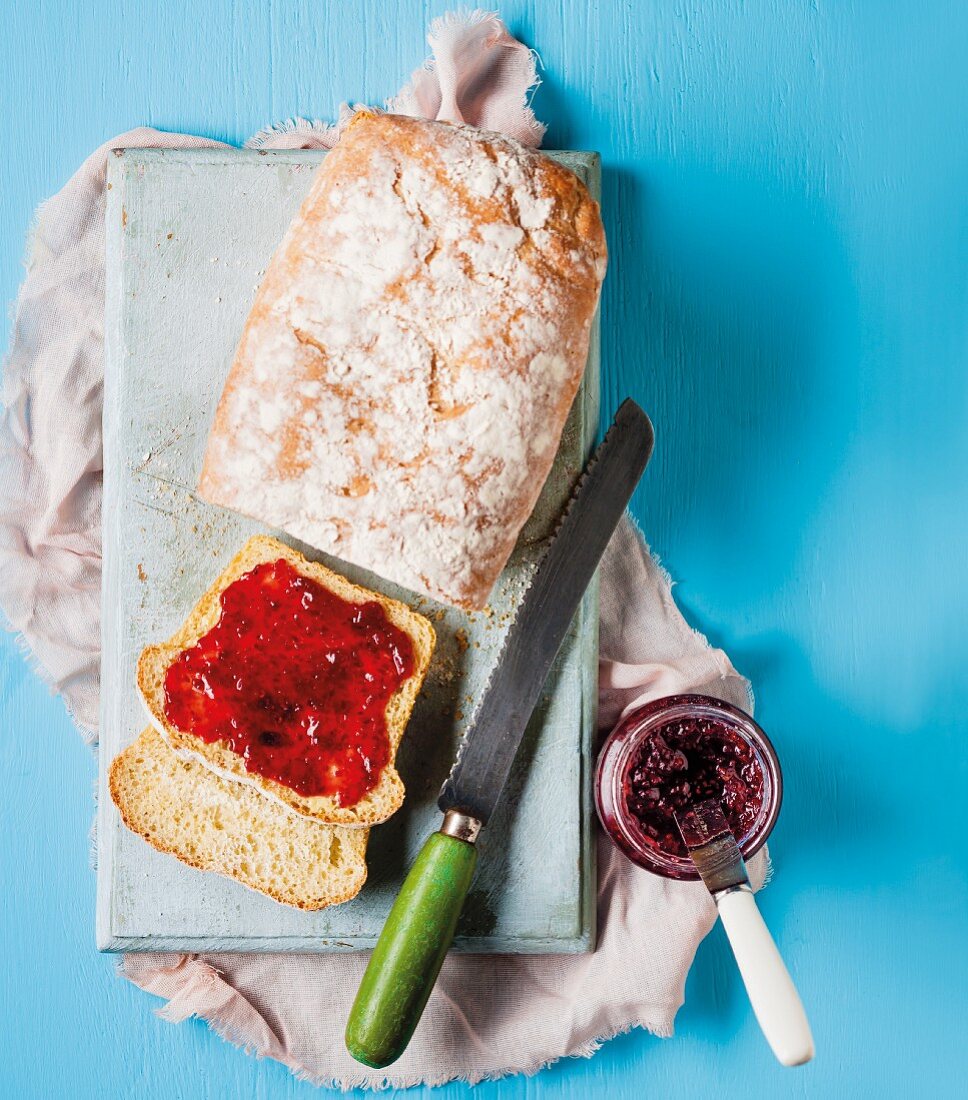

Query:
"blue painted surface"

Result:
[[1, 1, 965, 1097]]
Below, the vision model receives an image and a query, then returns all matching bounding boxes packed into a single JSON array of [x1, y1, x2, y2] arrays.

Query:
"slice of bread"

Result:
[[137, 534, 435, 827], [109, 726, 368, 910]]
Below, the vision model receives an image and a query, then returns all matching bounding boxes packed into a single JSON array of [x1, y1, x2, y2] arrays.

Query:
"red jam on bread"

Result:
[[162, 558, 415, 806]]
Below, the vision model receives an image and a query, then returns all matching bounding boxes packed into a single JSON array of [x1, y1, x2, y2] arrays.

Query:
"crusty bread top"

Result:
[[199, 112, 606, 609], [138, 534, 435, 827], [110, 726, 368, 910]]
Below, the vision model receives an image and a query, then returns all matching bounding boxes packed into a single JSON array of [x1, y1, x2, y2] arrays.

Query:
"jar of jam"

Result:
[[595, 694, 782, 879]]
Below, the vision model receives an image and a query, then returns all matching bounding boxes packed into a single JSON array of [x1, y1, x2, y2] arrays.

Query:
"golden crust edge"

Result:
[[136, 534, 435, 827]]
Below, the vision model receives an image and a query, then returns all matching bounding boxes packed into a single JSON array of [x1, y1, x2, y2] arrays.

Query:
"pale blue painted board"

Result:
[[97, 148, 600, 954], [1, 0, 966, 1097]]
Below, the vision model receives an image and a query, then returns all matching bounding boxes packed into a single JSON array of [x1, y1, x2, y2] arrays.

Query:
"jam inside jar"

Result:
[[595, 694, 782, 879]]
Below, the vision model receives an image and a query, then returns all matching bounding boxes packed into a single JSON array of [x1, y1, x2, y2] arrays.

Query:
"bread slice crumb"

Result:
[[109, 726, 368, 910]]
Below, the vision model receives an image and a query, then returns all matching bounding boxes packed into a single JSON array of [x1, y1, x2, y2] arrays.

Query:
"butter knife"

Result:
[[676, 799, 815, 1067]]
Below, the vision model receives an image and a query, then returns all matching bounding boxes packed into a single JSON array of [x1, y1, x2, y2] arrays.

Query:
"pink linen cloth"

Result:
[[0, 10, 766, 1088]]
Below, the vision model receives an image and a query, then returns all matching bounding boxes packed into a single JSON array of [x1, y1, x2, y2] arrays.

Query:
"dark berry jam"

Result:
[[162, 558, 415, 806], [622, 715, 764, 857]]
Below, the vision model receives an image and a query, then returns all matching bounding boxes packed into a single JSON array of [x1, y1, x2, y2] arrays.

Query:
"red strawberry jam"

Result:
[[623, 715, 764, 857], [162, 558, 415, 806]]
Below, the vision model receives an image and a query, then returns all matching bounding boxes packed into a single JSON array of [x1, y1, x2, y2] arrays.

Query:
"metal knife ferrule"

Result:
[[712, 882, 753, 902], [439, 809, 482, 844]]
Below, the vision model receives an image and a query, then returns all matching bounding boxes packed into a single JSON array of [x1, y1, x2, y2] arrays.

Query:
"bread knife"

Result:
[[345, 399, 654, 1067]]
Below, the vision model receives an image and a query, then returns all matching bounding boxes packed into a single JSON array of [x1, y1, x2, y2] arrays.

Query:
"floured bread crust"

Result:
[[199, 112, 607, 609]]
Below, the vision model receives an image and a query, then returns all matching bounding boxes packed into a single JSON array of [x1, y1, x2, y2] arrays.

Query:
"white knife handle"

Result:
[[716, 887, 815, 1066]]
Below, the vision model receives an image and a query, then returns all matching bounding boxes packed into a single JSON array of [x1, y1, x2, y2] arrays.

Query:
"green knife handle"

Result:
[[345, 827, 478, 1068]]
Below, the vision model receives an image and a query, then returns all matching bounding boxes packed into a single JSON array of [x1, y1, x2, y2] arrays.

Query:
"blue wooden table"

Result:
[[2, 2, 965, 1096]]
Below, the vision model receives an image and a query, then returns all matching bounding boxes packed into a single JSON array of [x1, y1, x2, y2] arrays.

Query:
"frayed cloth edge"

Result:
[[119, 955, 676, 1091], [1, 200, 99, 746], [244, 116, 341, 149], [0, 620, 97, 743], [286, 1014, 675, 1089]]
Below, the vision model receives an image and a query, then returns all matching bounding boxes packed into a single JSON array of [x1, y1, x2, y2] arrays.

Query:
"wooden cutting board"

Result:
[[96, 148, 600, 953]]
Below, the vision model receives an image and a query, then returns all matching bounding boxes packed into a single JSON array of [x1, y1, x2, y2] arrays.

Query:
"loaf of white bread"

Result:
[[199, 111, 607, 609]]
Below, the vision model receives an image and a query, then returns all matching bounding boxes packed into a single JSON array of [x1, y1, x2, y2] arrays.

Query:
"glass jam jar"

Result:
[[594, 694, 783, 880]]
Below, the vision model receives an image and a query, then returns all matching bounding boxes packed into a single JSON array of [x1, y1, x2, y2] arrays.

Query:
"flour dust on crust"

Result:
[[199, 112, 607, 610]]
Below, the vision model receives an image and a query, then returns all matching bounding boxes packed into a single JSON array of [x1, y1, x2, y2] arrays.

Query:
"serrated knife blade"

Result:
[[438, 398, 654, 825]]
